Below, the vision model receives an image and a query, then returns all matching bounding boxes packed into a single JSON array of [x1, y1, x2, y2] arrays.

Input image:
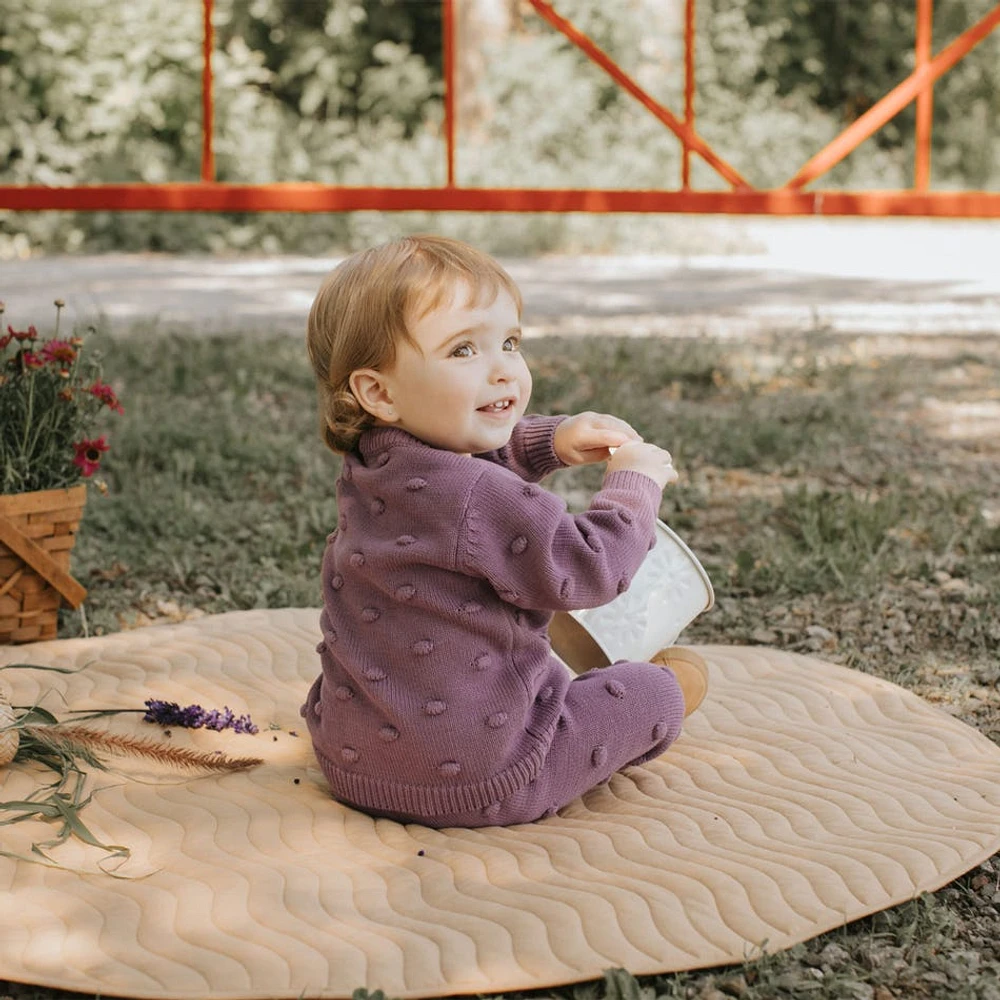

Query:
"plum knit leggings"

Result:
[[340, 660, 685, 829]]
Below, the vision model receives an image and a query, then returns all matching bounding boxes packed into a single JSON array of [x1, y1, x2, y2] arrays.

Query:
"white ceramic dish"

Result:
[[549, 519, 714, 673]]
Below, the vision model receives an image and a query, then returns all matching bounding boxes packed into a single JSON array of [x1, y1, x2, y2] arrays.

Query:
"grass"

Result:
[[3, 322, 1000, 1000]]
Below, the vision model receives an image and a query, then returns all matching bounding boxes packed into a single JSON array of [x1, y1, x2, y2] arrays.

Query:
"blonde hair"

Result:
[[306, 235, 523, 454]]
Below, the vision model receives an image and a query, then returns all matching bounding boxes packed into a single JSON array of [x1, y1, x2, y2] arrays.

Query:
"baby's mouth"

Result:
[[478, 399, 514, 413]]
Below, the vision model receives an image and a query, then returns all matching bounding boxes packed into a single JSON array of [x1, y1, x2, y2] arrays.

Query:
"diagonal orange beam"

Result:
[[525, 0, 750, 190], [788, 1, 1000, 190]]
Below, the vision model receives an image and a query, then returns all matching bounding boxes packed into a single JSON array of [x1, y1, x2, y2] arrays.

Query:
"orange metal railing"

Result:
[[1, 0, 998, 216]]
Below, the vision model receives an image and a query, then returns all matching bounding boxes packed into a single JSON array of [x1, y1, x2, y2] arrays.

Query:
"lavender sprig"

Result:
[[142, 699, 258, 735]]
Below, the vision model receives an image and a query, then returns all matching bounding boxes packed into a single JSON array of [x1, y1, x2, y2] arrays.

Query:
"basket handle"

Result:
[[0, 514, 87, 609]]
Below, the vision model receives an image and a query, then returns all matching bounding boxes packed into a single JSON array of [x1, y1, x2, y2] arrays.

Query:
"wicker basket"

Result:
[[0, 485, 88, 644]]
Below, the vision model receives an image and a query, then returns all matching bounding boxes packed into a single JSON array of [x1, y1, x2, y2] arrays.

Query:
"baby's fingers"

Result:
[[592, 414, 642, 441], [592, 429, 634, 450]]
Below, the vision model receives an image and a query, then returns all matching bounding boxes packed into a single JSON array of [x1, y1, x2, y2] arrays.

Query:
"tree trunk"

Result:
[[455, 0, 516, 133], [635, 0, 686, 108]]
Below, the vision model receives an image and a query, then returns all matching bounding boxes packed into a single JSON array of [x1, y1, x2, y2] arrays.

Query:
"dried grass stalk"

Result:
[[0, 697, 18, 766], [24, 725, 263, 772]]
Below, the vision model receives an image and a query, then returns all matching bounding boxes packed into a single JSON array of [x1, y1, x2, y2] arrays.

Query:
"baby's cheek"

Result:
[[520, 363, 533, 398]]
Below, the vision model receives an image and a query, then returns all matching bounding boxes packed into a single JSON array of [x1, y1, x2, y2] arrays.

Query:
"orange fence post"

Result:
[[201, 0, 215, 183], [682, 0, 695, 190], [914, 0, 934, 191], [443, 0, 456, 187]]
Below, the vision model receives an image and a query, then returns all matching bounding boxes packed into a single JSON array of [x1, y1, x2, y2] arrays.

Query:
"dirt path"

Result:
[[3, 218, 999, 337]]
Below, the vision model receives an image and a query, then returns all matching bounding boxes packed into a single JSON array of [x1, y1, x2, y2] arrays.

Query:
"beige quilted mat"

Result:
[[2, 608, 999, 999]]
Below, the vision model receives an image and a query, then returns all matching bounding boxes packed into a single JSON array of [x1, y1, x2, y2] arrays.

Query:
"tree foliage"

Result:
[[1, 0, 998, 256]]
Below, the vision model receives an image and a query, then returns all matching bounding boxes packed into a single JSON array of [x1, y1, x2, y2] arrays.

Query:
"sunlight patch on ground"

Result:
[[914, 398, 1000, 443]]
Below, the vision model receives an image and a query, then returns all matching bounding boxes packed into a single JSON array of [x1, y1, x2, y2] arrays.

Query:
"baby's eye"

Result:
[[503, 336, 520, 352], [450, 342, 475, 358]]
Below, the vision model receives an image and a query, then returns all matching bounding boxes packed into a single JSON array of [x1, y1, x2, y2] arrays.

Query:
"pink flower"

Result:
[[20, 351, 44, 370], [88, 380, 125, 415], [72, 436, 109, 477], [40, 339, 78, 368]]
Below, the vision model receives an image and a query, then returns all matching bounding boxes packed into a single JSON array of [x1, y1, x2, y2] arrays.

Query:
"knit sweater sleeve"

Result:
[[458, 466, 661, 611], [473, 414, 568, 482]]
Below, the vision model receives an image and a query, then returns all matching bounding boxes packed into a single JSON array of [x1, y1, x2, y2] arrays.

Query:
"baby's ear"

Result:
[[348, 369, 398, 423]]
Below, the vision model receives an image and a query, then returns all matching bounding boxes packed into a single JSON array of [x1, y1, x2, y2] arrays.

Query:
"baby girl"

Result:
[[302, 234, 707, 827]]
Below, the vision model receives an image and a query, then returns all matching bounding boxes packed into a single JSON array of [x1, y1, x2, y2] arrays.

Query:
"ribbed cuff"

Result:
[[601, 469, 662, 510], [517, 414, 568, 478]]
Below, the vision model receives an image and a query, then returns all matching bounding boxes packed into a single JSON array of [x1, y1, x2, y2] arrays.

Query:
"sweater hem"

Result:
[[314, 739, 550, 818]]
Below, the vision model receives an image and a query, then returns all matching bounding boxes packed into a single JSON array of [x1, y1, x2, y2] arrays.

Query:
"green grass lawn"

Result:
[[6, 323, 1000, 1000]]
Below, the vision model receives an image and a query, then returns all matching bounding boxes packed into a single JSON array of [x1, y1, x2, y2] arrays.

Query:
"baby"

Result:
[[301, 235, 707, 828]]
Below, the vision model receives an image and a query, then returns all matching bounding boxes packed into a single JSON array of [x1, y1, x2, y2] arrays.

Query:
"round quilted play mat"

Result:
[[2, 608, 999, 999]]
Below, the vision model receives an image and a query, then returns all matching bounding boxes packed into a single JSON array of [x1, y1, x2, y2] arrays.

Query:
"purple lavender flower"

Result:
[[143, 699, 258, 735], [232, 715, 258, 735], [201, 708, 235, 732], [143, 699, 205, 727]]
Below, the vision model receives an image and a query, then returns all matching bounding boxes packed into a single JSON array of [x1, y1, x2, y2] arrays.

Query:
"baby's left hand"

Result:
[[554, 411, 642, 466]]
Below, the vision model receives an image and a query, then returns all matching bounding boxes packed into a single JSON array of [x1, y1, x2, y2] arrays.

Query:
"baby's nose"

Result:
[[490, 353, 516, 380]]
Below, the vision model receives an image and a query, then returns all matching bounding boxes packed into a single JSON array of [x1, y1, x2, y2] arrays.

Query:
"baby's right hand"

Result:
[[606, 440, 678, 490]]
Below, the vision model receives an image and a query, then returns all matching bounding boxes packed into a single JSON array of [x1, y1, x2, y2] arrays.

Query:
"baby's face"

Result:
[[378, 282, 531, 455]]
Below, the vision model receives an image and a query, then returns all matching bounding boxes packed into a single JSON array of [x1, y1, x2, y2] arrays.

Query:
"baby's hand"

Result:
[[554, 411, 641, 466], [606, 440, 678, 490]]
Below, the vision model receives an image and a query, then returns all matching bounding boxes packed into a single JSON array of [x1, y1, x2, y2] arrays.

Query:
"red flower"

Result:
[[8, 324, 38, 342], [40, 339, 78, 368], [72, 436, 110, 477], [88, 380, 125, 415], [0, 332, 12, 351], [20, 351, 44, 370]]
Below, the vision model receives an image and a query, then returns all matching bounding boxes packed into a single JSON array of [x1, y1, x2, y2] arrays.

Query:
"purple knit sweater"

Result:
[[305, 415, 662, 817]]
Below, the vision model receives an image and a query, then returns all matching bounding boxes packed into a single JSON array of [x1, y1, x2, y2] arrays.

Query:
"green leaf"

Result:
[[15, 706, 61, 725], [601, 968, 645, 1000], [50, 794, 130, 857], [0, 799, 64, 820], [1, 662, 82, 675]]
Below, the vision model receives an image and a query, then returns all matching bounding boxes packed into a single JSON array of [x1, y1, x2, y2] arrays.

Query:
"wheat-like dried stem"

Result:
[[25, 725, 263, 772], [0, 700, 19, 766]]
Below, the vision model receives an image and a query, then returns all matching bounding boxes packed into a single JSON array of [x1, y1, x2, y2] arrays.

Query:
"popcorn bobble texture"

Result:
[[306, 420, 665, 820]]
